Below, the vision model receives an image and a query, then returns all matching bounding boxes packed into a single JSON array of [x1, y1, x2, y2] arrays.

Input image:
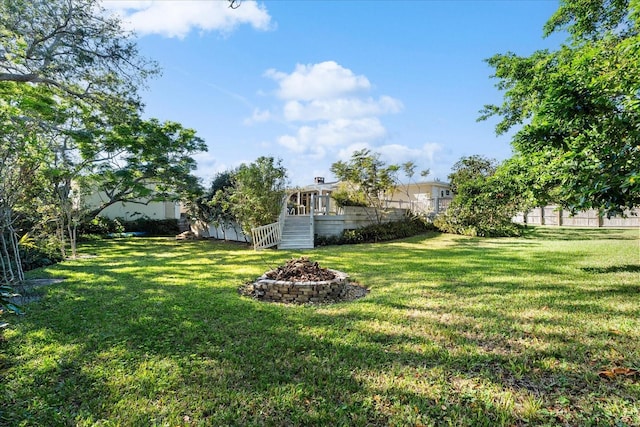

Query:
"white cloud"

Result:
[[257, 60, 412, 172], [192, 151, 223, 184], [377, 142, 443, 165], [277, 134, 308, 154], [103, 0, 273, 39], [277, 118, 387, 157], [283, 96, 403, 122], [243, 108, 272, 125], [265, 61, 371, 101], [262, 61, 402, 160]]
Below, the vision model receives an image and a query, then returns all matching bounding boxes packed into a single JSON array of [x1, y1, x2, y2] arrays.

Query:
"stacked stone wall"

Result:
[[253, 269, 348, 303]]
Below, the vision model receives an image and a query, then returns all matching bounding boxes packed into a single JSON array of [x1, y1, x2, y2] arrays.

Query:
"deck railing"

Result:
[[251, 195, 289, 250], [251, 222, 282, 250]]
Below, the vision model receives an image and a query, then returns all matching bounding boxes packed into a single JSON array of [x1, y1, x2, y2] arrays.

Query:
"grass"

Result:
[[1, 227, 639, 426]]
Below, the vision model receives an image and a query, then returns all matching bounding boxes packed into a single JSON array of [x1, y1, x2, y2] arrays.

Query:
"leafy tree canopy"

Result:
[[84, 118, 207, 219], [481, 0, 640, 216], [0, 0, 206, 280], [448, 155, 497, 194], [434, 155, 524, 237], [0, 0, 158, 107], [330, 149, 401, 215], [186, 171, 236, 231], [228, 157, 288, 234]]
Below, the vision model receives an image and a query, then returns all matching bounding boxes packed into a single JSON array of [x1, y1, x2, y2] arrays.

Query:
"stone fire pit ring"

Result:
[[252, 269, 349, 304]]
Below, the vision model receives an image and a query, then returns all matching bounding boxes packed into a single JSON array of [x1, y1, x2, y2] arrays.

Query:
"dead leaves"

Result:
[[598, 367, 639, 380], [265, 257, 336, 282]]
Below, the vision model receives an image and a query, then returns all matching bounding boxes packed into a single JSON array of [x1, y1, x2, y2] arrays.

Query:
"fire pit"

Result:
[[240, 257, 367, 304]]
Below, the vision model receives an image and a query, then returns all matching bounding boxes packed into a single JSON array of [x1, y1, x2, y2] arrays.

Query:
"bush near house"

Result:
[[330, 183, 369, 208], [433, 155, 526, 237], [79, 217, 180, 238], [315, 216, 436, 246], [79, 216, 125, 236], [19, 236, 64, 272], [119, 218, 180, 236]]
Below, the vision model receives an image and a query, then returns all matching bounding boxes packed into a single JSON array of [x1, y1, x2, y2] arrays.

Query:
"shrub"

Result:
[[434, 155, 526, 237], [119, 218, 180, 236], [331, 186, 368, 207], [79, 216, 180, 237], [18, 236, 64, 272], [78, 216, 124, 236], [315, 216, 436, 246], [433, 200, 524, 237], [1, 283, 23, 315]]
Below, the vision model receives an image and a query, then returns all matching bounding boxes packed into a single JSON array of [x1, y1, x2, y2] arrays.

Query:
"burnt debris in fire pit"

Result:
[[264, 257, 335, 282], [240, 257, 369, 304]]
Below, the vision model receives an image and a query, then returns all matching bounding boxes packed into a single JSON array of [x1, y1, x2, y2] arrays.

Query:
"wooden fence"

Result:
[[513, 206, 639, 228]]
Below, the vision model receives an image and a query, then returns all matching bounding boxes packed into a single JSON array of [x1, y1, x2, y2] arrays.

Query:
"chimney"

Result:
[[314, 177, 325, 184]]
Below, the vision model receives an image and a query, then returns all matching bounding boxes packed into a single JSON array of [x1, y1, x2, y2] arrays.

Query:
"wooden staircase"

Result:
[[278, 215, 314, 249]]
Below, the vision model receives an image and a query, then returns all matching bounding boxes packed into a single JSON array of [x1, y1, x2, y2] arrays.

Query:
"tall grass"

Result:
[[1, 227, 638, 426]]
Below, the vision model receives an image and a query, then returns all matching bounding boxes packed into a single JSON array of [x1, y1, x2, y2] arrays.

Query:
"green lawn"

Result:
[[1, 227, 639, 426]]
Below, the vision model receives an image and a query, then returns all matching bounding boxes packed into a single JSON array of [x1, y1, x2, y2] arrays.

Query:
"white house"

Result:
[[83, 191, 181, 221]]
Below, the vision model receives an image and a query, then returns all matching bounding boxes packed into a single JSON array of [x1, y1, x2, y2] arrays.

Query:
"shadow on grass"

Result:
[[3, 233, 639, 425], [522, 226, 639, 241], [581, 264, 640, 274]]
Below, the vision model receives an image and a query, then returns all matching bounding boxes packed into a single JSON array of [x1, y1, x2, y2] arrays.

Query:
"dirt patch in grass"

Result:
[[10, 278, 65, 305]]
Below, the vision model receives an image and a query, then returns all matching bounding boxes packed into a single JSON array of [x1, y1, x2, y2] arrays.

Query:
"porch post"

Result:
[[310, 194, 315, 241]]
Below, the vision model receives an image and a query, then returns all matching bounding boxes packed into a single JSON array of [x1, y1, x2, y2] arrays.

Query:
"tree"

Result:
[[0, 0, 158, 108], [330, 149, 400, 223], [434, 155, 524, 237], [0, 82, 55, 285], [206, 171, 238, 239], [0, 0, 160, 262], [480, 0, 640, 217], [83, 118, 207, 219], [395, 161, 431, 205], [228, 157, 288, 235], [185, 171, 236, 239], [0, 0, 205, 269]]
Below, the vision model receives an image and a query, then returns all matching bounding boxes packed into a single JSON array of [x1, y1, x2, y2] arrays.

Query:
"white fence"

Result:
[[191, 220, 250, 242], [513, 206, 639, 228]]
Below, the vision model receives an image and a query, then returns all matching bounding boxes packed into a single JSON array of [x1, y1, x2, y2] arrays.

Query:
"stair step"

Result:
[[278, 243, 314, 249], [278, 215, 314, 249]]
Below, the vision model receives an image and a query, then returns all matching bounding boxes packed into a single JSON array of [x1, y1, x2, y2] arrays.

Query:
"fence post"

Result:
[[557, 208, 562, 226]]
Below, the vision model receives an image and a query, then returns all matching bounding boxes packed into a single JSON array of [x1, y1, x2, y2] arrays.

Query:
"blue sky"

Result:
[[104, 0, 565, 187]]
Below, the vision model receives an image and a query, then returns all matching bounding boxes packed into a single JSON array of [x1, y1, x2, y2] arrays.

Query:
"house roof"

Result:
[[292, 180, 340, 192], [398, 180, 451, 187], [294, 179, 450, 193]]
